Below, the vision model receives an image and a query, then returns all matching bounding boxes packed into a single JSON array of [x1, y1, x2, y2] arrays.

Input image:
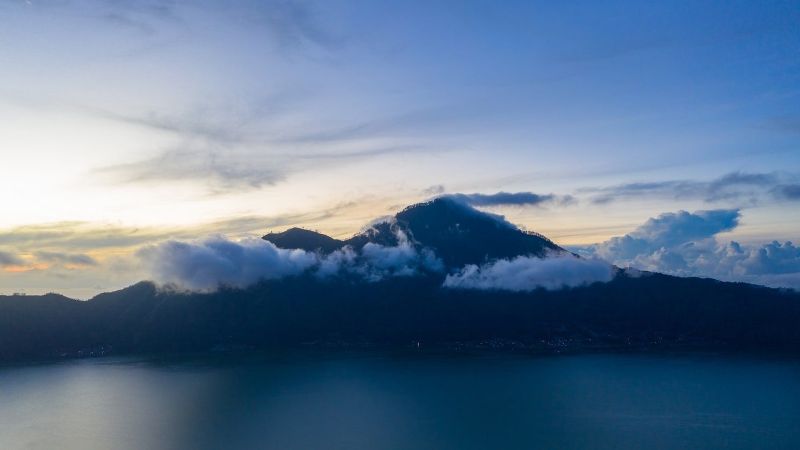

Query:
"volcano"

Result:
[[2, 198, 800, 362], [264, 197, 565, 269]]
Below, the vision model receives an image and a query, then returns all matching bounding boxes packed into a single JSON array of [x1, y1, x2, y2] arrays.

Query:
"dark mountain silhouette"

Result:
[[265, 198, 564, 267], [2, 197, 800, 362], [263, 227, 344, 253]]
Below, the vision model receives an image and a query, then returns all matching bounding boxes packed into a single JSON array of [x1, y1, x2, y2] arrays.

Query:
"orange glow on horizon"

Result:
[[2, 263, 50, 273]]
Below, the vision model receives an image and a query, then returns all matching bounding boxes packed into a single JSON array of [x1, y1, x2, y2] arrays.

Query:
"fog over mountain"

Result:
[[143, 198, 597, 292], [140, 228, 444, 292], [443, 254, 615, 292]]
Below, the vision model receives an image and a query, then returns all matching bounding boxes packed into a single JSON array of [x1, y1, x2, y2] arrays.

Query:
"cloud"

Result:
[[576, 209, 800, 290], [582, 171, 800, 205], [138, 237, 318, 291], [443, 253, 615, 292], [96, 149, 288, 191], [95, 143, 432, 193], [773, 184, 800, 200], [592, 209, 740, 261], [316, 226, 444, 281], [95, 0, 179, 36], [0, 251, 24, 267], [444, 192, 575, 207], [236, 0, 345, 52], [422, 184, 445, 196], [358, 242, 443, 280], [138, 231, 444, 291], [8, 68, 460, 196], [21, 0, 340, 53], [34, 252, 98, 267], [85, 90, 437, 194]]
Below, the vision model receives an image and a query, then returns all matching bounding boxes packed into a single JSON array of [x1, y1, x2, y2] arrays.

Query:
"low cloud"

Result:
[[583, 171, 800, 206], [592, 209, 740, 262], [138, 232, 444, 291], [576, 209, 800, 290], [138, 238, 318, 291], [0, 251, 23, 267], [445, 192, 575, 208], [443, 253, 615, 292]]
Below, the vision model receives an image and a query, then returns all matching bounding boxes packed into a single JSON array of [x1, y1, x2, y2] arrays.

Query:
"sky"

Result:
[[1, 0, 799, 298]]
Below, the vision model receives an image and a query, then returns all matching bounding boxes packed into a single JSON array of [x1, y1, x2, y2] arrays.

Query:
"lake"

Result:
[[1, 351, 799, 450]]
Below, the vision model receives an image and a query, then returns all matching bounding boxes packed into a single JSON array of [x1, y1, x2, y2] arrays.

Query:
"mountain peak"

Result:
[[262, 197, 565, 268], [397, 197, 517, 230], [392, 197, 564, 267], [262, 227, 344, 253]]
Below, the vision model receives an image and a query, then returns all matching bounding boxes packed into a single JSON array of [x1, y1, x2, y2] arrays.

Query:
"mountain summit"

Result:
[[262, 227, 345, 253], [263, 197, 564, 268]]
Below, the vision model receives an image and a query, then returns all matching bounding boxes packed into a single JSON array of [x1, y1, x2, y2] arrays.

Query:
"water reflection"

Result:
[[1, 352, 799, 450]]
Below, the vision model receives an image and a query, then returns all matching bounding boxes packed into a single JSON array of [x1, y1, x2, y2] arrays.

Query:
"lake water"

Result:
[[1, 352, 799, 450]]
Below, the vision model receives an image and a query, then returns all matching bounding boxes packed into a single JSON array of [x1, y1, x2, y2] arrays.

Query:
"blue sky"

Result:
[[1, 0, 799, 297]]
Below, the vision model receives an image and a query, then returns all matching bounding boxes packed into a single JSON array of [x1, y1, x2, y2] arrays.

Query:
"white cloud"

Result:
[[577, 209, 800, 289], [443, 253, 615, 292], [138, 237, 318, 291], [592, 209, 740, 262], [138, 233, 444, 291]]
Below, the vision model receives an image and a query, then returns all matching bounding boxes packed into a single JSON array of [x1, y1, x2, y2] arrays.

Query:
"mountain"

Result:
[[262, 227, 344, 253], [264, 198, 564, 267], [2, 198, 800, 362]]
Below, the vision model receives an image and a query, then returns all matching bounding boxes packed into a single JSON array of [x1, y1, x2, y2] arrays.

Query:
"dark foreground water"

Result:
[[1, 352, 799, 450]]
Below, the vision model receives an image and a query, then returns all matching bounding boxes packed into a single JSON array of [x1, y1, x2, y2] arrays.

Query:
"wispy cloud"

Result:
[[773, 184, 800, 200], [422, 185, 445, 196], [58, 93, 458, 194], [94, 148, 288, 192], [581, 171, 800, 206], [0, 200, 364, 253], [234, 0, 346, 53], [95, 0, 180, 35], [18, 0, 341, 52], [94, 143, 428, 193], [444, 192, 576, 208], [0, 251, 24, 267], [33, 251, 98, 267], [0, 249, 96, 274]]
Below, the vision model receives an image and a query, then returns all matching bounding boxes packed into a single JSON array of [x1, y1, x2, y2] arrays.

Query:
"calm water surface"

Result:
[[1, 352, 799, 450]]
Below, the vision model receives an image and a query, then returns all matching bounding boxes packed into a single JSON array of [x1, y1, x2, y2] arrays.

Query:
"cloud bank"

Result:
[[583, 171, 800, 206], [593, 209, 740, 262], [445, 192, 575, 208], [138, 238, 318, 291], [443, 254, 615, 292], [576, 209, 800, 289], [138, 233, 443, 291]]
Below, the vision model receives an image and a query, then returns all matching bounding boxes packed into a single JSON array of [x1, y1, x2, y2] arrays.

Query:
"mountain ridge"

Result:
[[2, 197, 800, 362]]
